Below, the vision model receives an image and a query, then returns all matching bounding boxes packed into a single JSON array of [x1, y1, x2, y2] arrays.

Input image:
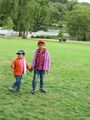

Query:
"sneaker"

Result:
[[16, 89, 20, 92], [16, 90, 21, 93], [9, 87, 14, 91], [39, 88, 46, 93], [31, 89, 34, 94]]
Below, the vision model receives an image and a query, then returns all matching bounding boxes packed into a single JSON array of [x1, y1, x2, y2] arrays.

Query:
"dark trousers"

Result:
[[11, 76, 22, 91], [32, 70, 45, 90]]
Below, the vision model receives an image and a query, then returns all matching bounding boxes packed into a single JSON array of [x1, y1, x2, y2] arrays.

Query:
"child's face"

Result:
[[38, 43, 45, 50], [17, 54, 24, 59]]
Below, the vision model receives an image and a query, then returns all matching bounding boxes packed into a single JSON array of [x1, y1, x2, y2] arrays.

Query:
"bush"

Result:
[[31, 35, 58, 39]]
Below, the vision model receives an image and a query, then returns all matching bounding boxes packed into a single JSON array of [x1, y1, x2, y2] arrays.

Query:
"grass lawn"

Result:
[[0, 37, 90, 120]]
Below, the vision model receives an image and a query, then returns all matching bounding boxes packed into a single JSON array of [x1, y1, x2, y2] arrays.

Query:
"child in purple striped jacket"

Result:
[[31, 40, 50, 94]]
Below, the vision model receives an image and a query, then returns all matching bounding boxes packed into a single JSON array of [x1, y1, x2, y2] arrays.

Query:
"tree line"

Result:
[[0, 0, 90, 41]]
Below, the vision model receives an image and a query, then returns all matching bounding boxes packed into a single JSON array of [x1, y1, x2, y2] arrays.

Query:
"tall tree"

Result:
[[67, 4, 90, 41], [13, 0, 36, 38], [0, 0, 51, 38], [50, 2, 66, 24], [67, 0, 78, 11], [32, 0, 50, 31], [0, 0, 16, 27]]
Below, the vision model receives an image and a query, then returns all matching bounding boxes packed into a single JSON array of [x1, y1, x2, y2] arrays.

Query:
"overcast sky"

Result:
[[78, 0, 90, 3]]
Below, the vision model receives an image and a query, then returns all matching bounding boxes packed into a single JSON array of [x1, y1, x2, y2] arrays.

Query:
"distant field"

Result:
[[0, 37, 90, 120]]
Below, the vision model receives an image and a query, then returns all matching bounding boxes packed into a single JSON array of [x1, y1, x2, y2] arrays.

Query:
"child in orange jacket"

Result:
[[9, 50, 30, 92]]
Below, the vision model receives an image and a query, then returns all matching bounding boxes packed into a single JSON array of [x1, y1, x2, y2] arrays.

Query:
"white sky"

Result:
[[78, 0, 90, 3]]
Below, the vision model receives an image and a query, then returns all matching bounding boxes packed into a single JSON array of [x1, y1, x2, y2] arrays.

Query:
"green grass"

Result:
[[0, 37, 90, 120]]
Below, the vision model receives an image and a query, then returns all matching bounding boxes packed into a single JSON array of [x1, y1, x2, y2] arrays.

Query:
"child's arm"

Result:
[[26, 63, 33, 72], [11, 60, 15, 69], [48, 52, 51, 72], [26, 63, 29, 70], [32, 50, 37, 69], [45, 51, 51, 73]]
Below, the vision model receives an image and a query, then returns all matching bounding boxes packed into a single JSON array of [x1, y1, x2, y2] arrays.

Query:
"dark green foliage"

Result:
[[49, 0, 68, 4], [67, 4, 90, 41], [0, 0, 50, 38]]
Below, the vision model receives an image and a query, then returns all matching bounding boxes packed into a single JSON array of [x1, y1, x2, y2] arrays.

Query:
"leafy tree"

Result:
[[49, 2, 67, 26], [0, 0, 50, 38], [0, 0, 15, 27], [67, 4, 90, 41], [58, 29, 64, 38], [3, 17, 14, 29], [32, 0, 50, 32], [13, 0, 36, 38], [67, 0, 78, 11]]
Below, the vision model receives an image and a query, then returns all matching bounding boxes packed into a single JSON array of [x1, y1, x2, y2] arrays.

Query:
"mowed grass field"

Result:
[[0, 37, 90, 120]]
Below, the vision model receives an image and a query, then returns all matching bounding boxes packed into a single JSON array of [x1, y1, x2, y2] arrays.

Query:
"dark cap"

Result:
[[16, 50, 25, 55]]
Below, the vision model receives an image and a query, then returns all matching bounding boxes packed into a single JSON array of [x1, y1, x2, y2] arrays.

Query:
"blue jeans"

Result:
[[11, 76, 22, 91], [32, 70, 45, 90]]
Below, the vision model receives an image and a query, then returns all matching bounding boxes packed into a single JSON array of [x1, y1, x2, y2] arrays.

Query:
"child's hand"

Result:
[[46, 69, 50, 74], [46, 70, 49, 74], [11, 65, 14, 69], [29, 67, 33, 72]]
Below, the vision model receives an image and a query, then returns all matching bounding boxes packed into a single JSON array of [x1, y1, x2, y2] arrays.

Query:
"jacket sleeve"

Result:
[[32, 50, 37, 68], [47, 51, 51, 70], [11, 60, 16, 69], [44, 51, 51, 71]]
